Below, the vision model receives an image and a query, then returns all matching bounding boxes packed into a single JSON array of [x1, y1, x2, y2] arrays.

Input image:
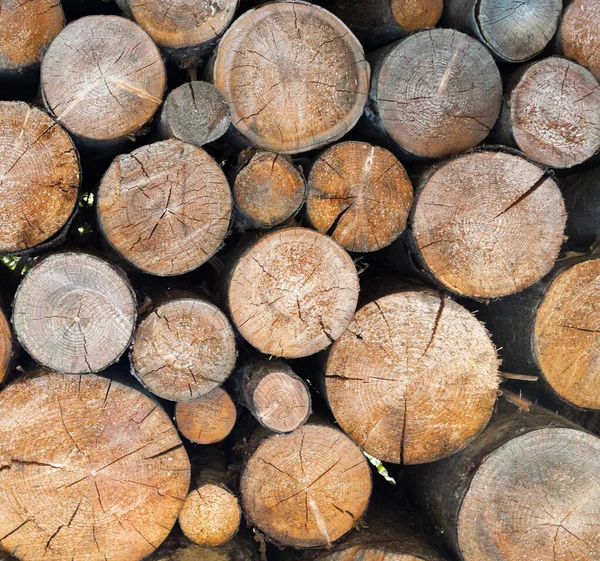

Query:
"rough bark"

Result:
[[324, 283, 500, 464], [0, 101, 80, 254], [0, 369, 190, 561], [306, 141, 413, 253], [443, 0, 561, 63], [0, 306, 12, 385], [408, 150, 566, 299], [12, 252, 137, 374], [213, 1, 370, 154], [495, 57, 600, 169], [559, 0, 600, 80], [409, 401, 600, 561], [233, 151, 306, 230], [40, 15, 166, 147], [97, 139, 232, 276], [366, 29, 502, 159], [158, 81, 231, 147], [224, 227, 359, 358]]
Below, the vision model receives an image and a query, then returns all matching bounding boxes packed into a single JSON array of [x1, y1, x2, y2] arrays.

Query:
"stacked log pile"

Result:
[[0, 0, 599, 560]]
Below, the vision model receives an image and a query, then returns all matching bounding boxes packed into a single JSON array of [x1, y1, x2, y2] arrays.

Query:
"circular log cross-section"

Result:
[[98, 139, 232, 276], [325, 287, 500, 464], [233, 152, 306, 229], [132, 298, 237, 401], [0, 308, 11, 385], [411, 151, 566, 299], [370, 29, 502, 159], [0, 102, 79, 253], [0, 0, 64, 76], [175, 387, 237, 444], [226, 228, 359, 358], [0, 371, 190, 561], [240, 424, 372, 548], [41, 15, 166, 144], [502, 57, 600, 168], [213, 1, 370, 154], [179, 485, 241, 546], [306, 141, 413, 253], [159, 81, 231, 147], [559, 0, 600, 81], [12, 253, 136, 374]]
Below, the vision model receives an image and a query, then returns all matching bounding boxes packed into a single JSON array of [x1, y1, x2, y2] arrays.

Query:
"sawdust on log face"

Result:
[[560, 0, 600, 81]]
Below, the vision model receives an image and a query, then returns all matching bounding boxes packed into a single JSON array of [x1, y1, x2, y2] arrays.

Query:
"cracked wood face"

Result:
[[213, 1, 370, 154], [12, 252, 136, 374], [390, 0, 442, 31], [372, 28, 501, 159], [534, 259, 600, 410], [0, 0, 64, 72], [411, 151, 566, 299], [457, 427, 600, 561], [306, 141, 413, 253], [560, 0, 600, 81], [0, 102, 79, 253], [240, 424, 372, 548], [132, 298, 236, 402], [40, 15, 166, 142], [0, 371, 190, 561], [233, 152, 306, 229], [97, 139, 232, 276], [0, 307, 11, 385], [506, 57, 600, 169], [325, 287, 500, 464], [227, 227, 359, 358]]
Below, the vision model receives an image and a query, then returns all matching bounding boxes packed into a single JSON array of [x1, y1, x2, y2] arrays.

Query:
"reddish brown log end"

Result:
[[12, 252, 137, 374], [227, 227, 359, 358], [391, 0, 442, 31], [0, 308, 11, 385], [560, 0, 600, 80], [412, 151, 566, 299], [0, 101, 79, 253], [0, 371, 190, 561], [214, 1, 370, 153]]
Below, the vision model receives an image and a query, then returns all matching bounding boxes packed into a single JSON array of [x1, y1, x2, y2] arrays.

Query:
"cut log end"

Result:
[[240, 424, 372, 548], [373, 29, 501, 159], [227, 227, 359, 358], [0, 102, 79, 253], [0, 308, 11, 385], [98, 139, 232, 276], [412, 151, 566, 299], [457, 427, 600, 561], [535, 258, 600, 410], [214, 1, 370, 153], [160, 82, 231, 147], [0, 371, 190, 561], [41, 15, 166, 143], [508, 57, 600, 169], [132, 298, 236, 402], [12, 252, 136, 374], [306, 141, 413, 253], [326, 287, 499, 464], [175, 387, 237, 444], [391, 0, 442, 31], [179, 484, 241, 547], [233, 152, 306, 229]]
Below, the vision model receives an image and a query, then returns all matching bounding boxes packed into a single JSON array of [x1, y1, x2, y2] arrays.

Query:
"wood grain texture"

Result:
[[559, 0, 600, 80], [0, 307, 11, 385]]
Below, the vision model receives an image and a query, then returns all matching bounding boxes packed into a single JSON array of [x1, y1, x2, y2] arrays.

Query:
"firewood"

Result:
[[158, 82, 231, 147], [410, 402, 600, 561], [408, 150, 566, 299], [12, 252, 136, 374], [40, 15, 166, 147], [0, 101, 79, 254], [443, 0, 561, 63], [306, 141, 413, 253], [0, 307, 12, 385], [233, 151, 306, 229], [175, 387, 237, 444], [97, 139, 232, 276], [225, 227, 359, 358], [559, 0, 600, 80], [213, 1, 370, 153], [367, 28, 502, 159], [0, 370, 190, 561], [324, 284, 500, 464], [240, 421, 372, 548], [131, 296, 237, 402], [496, 57, 600, 168]]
